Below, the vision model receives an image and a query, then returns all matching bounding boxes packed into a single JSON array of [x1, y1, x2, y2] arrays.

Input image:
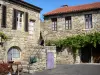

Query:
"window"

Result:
[[65, 16, 72, 29], [85, 14, 92, 29], [52, 18, 57, 31], [16, 11, 24, 30], [12, 49, 20, 58], [29, 19, 35, 34], [12, 9, 24, 30], [8, 48, 20, 61]]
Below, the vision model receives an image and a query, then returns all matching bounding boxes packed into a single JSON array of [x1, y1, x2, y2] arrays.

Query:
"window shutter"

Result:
[[1, 5, 6, 28], [12, 9, 17, 29], [85, 18, 89, 29], [89, 15, 92, 28], [25, 12, 28, 32]]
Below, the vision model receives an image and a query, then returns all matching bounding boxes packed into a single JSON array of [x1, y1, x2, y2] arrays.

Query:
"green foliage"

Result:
[[45, 32, 100, 60], [0, 32, 8, 41], [45, 40, 56, 46], [46, 32, 100, 49]]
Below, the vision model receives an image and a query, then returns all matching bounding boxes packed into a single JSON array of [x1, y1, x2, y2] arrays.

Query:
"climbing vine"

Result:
[[0, 32, 8, 41], [45, 32, 100, 60]]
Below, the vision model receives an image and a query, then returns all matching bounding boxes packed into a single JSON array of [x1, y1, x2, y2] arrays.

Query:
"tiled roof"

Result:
[[44, 2, 100, 16]]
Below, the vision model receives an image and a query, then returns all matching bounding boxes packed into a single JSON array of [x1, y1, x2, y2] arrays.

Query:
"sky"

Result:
[[24, 0, 100, 20]]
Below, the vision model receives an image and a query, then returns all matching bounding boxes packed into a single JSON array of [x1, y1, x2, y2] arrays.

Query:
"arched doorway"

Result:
[[7, 46, 21, 62]]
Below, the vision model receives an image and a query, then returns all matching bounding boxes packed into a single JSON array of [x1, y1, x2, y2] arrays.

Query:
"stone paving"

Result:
[[31, 64, 100, 75]]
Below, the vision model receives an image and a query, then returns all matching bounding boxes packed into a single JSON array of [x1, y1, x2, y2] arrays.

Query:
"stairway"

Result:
[[21, 61, 46, 74]]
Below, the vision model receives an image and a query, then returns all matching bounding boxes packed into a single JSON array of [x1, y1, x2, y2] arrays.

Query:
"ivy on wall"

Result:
[[45, 32, 100, 61], [0, 32, 8, 41]]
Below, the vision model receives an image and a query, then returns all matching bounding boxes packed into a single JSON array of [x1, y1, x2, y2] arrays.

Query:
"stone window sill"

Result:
[[82, 28, 93, 31]]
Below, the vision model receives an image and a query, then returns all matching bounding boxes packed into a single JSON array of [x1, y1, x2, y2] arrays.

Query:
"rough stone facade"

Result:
[[22, 46, 56, 73], [43, 10, 100, 64], [0, 0, 41, 62], [56, 48, 74, 64], [43, 10, 100, 40], [0, 0, 56, 72]]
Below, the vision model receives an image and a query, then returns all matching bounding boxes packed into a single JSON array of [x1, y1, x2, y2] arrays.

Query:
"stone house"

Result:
[[0, 0, 42, 62], [43, 2, 100, 64], [0, 0, 56, 72]]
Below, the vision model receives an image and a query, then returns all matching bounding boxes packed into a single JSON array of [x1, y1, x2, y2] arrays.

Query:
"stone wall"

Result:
[[0, 0, 56, 72], [22, 46, 56, 73], [43, 10, 100, 64], [43, 10, 100, 41], [0, 0, 41, 62], [56, 48, 74, 64]]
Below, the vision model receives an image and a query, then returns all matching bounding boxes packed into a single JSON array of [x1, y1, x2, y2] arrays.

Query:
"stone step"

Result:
[[23, 68, 28, 73], [22, 67, 36, 73], [21, 61, 29, 65], [22, 65, 36, 70], [22, 64, 46, 73]]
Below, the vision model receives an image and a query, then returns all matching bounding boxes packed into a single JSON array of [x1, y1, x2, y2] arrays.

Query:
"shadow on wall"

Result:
[[38, 32, 44, 46], [56, 47, 73, 54], [56, 46, 74, 64], [81, 44, 100, 63]]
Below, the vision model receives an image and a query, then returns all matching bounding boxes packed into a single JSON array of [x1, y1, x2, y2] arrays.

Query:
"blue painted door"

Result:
[[47, 52, 54, 69]]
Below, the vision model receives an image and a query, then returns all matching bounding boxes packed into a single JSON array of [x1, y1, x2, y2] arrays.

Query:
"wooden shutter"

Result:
[[12, 9, 17, 29], [25, 12, 28, 32], [1, 5, 6, 28], [89, 14, 92, 28]]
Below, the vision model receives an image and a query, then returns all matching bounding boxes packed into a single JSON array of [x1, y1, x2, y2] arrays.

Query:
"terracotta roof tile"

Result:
[[44, 2, 100, 16]]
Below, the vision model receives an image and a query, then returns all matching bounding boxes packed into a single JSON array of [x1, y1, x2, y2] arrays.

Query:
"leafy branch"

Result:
[[0, 32, 8, 41], [45, 32, 100, 61]]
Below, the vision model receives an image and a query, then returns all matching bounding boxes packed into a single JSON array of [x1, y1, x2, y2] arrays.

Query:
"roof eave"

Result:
[[7, 0, 42, 12], [44, 8, 100, 17]]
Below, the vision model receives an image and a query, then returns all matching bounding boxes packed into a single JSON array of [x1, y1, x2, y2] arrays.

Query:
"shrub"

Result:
[[0, 62, 10, 75]]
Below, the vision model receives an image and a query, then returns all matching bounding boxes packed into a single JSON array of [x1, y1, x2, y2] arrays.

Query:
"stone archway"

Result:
[[7, 46, 21, 62]]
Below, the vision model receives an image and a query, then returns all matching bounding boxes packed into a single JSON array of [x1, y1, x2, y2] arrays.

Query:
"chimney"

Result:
[[61, 5, 68, 7]]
